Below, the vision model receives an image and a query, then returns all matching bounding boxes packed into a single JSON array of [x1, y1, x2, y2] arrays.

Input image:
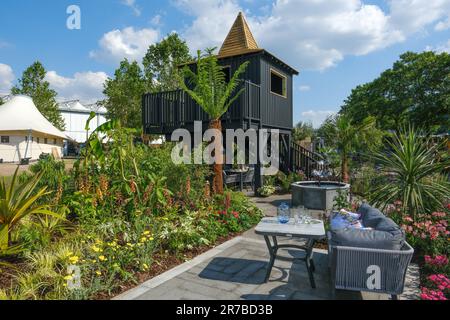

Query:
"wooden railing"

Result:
[[290, 141, 328, 179], [143, 81, 261, 131]]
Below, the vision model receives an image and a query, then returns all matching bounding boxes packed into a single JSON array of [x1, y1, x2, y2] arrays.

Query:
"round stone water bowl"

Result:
[[291, 181, 350, 212]]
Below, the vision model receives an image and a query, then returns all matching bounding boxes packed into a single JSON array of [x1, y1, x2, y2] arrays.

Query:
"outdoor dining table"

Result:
[[255, 217, 326, 288]]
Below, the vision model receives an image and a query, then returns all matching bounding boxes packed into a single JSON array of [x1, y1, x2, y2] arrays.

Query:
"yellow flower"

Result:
[[91, 245, 101, 253], [95, 270, 102, 276], [149, 237, 154, 241], [143, 231, 150, 235], [99, 255, 107, 262], [63, 275, 73, 281], [140, 237, 147, 243], [69, 256, 79, 264]]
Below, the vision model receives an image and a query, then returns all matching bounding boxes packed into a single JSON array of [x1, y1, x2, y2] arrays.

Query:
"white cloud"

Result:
[[174, 0, 450, 70], [301, 110, 336, 128], [299, 85, 311, 92], [151, 14, 162, 26], [0, 63, 14, 94], [173, 0, 242, 52], [389, 0, 450, 34], [0, 41, 10, 49], [121, 0, 141, 16], [45, 71, 108, 104], [426, 40, 450, 53], [435, 17, 450, 31], [90, 27, 159, 63]]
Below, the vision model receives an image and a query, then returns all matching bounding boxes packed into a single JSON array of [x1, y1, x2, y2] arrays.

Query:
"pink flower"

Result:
[[404, 216, 414, 222], [432, 212, 446, 218], [421, 287, 448, 300]]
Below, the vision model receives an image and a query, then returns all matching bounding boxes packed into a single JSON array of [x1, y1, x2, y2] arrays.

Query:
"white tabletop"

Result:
[[255, 217, 326, 238]]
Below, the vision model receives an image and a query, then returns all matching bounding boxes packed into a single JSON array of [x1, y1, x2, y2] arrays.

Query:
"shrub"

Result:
[[370, 127, 450, 218], [0, 167, 61, 253]]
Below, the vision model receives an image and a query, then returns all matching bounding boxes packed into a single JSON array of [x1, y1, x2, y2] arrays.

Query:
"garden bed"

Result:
[[92, 232, 241, 300], [0, 126, 263, 300]]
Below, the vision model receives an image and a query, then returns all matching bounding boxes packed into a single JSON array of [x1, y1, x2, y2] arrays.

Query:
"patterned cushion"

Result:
[[329, 203, 405, 250]]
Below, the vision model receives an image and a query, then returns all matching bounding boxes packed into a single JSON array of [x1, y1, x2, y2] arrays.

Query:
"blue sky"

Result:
[[0, 0, 449, 127]]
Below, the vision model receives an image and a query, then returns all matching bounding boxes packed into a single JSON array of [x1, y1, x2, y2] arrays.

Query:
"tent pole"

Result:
[[24, 129, 32, 160]]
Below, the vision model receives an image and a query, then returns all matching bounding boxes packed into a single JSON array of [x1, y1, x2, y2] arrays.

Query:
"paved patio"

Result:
[[115, 194, 420, 300]]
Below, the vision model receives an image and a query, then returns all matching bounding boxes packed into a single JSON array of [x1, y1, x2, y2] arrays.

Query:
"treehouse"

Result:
[[142, 12, 325, 186]]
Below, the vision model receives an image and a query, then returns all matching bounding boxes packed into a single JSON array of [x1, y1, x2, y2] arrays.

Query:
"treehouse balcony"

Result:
[[143, 81, 262, 135]]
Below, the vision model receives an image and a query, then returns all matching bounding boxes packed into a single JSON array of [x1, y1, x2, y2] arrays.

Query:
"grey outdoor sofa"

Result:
[[328, 203, 414, 299]]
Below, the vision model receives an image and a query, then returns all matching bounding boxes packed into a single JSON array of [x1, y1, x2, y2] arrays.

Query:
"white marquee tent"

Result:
[[0, 95, 68, 163]]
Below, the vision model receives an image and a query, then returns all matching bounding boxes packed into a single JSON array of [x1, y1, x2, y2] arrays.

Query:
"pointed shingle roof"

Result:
[[218, 12, 262, 58]]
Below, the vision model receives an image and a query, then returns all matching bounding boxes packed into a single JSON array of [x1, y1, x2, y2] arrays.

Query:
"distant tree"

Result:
[[320, 114, 378, 183], [143, 33, 191, 92], [11, 61, 65, 130], [292, 121, 314, 143], [341, 51, 450, 133], [103, 59, 148, 129]]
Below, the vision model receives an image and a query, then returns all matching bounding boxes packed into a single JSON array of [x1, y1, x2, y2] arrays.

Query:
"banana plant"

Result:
[[0, 167, 61, 251]]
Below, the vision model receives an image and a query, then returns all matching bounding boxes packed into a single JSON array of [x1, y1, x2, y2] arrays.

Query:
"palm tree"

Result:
[[0, 167, 60, 251], [369, 127, 450, 218], [321, 114, 377, 182], [180, 49, 249, 194]]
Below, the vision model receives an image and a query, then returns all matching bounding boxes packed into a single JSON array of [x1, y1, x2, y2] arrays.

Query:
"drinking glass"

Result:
[[292, 207, 301, 225], [303, 208, 312, 224]]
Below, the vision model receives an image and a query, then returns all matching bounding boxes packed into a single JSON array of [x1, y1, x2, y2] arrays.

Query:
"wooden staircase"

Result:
[[281, 141, 328, 179]]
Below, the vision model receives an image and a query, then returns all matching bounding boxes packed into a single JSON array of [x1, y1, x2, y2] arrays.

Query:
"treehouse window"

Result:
[[270, 69, 286, 97], [1, 136, 9, 143]]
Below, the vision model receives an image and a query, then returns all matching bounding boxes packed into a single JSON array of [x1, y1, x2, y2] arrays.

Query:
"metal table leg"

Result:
[[305, 239, 316, 288], [263, 236, 317, 288], [263, 235, 278, 282]]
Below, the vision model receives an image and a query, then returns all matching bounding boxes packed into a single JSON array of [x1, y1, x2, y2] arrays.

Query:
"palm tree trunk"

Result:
[[341, 154, 349, 183], [209, 119, 224, 194]]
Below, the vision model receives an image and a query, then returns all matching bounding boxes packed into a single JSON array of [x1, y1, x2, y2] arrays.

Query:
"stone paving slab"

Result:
[[115, 194, 420, 301]]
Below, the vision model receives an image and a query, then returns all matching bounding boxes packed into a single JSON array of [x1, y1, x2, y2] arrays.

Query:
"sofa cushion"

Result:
[[328, 228, 404, 250], [329, 203, 405, 250], [358, 203, 384, 228]]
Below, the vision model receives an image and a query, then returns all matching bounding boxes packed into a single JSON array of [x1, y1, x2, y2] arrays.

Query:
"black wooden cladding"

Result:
[[259, 55, 293, 130], [143, 81, 261, 134], [142, 51, 296, 134]]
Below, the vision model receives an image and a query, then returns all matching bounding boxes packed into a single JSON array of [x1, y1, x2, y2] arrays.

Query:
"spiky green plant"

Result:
[[180, 48, 249, 194], [369, 127, 450, 217], [0, 167, 60, 251]]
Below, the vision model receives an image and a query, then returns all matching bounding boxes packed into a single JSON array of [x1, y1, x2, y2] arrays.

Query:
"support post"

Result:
[[23, 129, 32, 160]]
